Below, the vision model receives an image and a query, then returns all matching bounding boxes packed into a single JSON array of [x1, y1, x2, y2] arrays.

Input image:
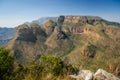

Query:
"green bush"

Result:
[[39, 55, 63, 75], [0, 48, 14, 80]]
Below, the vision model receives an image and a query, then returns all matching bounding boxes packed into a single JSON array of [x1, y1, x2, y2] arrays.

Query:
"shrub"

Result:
[[0, 48, 14, 80], [39, 55, 63, 75]]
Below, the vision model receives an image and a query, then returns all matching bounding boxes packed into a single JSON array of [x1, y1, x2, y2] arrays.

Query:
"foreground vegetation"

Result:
[[0, 48, 78, 80]]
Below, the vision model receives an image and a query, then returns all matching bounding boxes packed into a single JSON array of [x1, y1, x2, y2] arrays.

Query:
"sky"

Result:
[[0, 0, 120, 27]]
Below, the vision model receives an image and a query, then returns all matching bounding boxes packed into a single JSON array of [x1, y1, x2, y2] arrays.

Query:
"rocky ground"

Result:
[[70, 69, 120, 80]]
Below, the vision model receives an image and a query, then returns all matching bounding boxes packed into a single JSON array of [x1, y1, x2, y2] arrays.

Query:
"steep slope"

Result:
[[7, 15, 120, 76], [7, 23, 47, 64]]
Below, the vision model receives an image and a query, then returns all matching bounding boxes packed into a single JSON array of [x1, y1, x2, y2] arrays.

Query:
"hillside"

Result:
[[0, 27, 16, 45], [7, 15, 120, 77]]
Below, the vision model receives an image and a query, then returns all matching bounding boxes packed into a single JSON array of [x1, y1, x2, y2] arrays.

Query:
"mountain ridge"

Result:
[[1, 15, 120, 46]]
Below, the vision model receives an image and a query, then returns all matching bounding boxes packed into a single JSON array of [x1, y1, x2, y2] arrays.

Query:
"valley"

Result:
[[0, 15, 120, 80]]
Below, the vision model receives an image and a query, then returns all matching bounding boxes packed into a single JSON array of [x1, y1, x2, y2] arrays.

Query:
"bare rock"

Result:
[[69, 69, 120, 80], [69, 70, 94, 80], [94, 69, 120, 80], [57, 16, 65, 23], [82, 44, 96, 58], [16, 23, 46, 42], [64, 16, 103, 24]]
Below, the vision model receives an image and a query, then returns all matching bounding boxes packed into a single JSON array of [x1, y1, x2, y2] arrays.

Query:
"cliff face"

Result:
[[16, 24, 46, 42], [7, 15, 120, 76], [64, 16, 103, 24]]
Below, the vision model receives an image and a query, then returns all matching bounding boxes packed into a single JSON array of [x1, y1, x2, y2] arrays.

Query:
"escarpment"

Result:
[[64, 16, 103, 24]]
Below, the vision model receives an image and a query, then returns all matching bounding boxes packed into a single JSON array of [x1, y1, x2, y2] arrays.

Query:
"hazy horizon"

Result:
[[0, 0, 120, 28]]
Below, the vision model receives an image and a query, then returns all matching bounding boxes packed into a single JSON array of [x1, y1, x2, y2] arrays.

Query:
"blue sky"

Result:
[[0, 0, 120, 27]]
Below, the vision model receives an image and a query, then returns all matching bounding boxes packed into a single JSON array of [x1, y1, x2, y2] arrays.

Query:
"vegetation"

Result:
[[38, 55, 63, 75], [0, 48, 78, 80], [0, 48, 14, 80]]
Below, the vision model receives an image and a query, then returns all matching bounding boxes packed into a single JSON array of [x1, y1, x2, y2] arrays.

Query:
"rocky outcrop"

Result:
[[64, 27, 93, 34], [102, 28, 117, 35], [82, 44, 96, 58], [44, 20, 54, 30], [16, 23, 46, 42], [43, 20, 57, 35], [64, 26, 100, 38], [69, 69, 120, 80], [45, 27, 67, 48], [51, 26, 67, 40], [64, 16, 103, 24], [7, 23, 47, 64], [57, 16, 65, 23], [94, 69, 120, 80], [70, 70, 94, 80]]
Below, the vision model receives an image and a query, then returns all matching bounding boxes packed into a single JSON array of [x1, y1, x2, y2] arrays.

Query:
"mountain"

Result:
[[0, 17, 57, 46], [24, 17, 57, 26], [0, 27, 16, 45], [7, 15, 120, 77]]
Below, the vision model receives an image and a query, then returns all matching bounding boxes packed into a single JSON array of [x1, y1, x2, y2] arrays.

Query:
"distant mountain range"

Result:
[[0, 27, 16, 45]]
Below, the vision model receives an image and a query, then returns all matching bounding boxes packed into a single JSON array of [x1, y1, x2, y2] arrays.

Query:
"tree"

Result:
[[39, 55, 63, 75]]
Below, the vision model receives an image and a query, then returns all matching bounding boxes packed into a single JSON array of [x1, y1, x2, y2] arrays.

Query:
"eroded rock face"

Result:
[[64, 16, 103, 24], [16, 24, 46, 42], [16, 27, 37, 42], [102, 28, 116, 35], [57, 16, 65, 23], [64, 27, 93, 34]]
